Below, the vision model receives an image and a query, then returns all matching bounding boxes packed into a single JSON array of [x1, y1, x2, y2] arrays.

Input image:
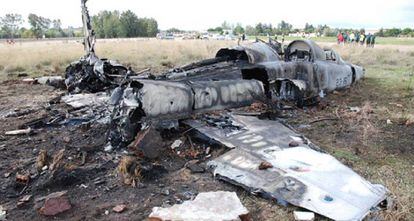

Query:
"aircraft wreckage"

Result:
[[49, 0, 387, 220]]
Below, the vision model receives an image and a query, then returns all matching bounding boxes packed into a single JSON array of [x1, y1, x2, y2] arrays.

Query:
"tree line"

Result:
[[1, 12, 413, 39], [377, 28, 414, 37], [206, 21, 414, 37], [206, 21, 342, 37], [0, 10, 158, 39], [92, 10, 158, 38]]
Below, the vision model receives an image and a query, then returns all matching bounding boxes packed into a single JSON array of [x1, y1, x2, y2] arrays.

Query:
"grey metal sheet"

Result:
[[185, 115, 387, 221]]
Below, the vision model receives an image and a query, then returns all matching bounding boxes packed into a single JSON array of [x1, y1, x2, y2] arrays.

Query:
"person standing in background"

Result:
[[355, 32, 360, 45], [360, 32, 366, 46], [343, 32, 349, 44], [370, 34, 376, 47], [366, 33, 372, 47], [350, 32, 355, 43], [337, 32, 342, 44]]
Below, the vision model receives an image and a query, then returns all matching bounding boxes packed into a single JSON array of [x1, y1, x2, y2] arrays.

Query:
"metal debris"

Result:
[[171, 140, 183, 149], [112, 204, 127, 213], [0, 206, 6, 221], [64, 0, 130, 93], [149, 191, 249, 221], [185, 114, 387, 221], [61, 92, 110, 109], [109, 79, 264, 148], [5, 128, 32, 136], [293, 211, 315, 221], [36, 76, 65, 89], [242, 40, 365, 106]]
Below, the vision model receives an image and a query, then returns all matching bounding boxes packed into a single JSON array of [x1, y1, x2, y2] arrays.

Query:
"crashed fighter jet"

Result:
[[242, 40, 365, 106], [59, 1, 386, 220]]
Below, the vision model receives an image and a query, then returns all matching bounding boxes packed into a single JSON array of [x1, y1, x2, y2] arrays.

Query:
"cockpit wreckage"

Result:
[[54, 0, 387, 220]]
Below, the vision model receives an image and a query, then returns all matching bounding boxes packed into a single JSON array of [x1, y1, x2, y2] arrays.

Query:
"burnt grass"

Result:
[[0, 75, 413, 220]]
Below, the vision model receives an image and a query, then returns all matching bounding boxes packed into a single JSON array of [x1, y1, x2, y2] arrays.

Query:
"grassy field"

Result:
[[254, 36, 414, 45], [0, 39, 233, 79], [0, 38, 413, 220], [1, 37, 414, 79]]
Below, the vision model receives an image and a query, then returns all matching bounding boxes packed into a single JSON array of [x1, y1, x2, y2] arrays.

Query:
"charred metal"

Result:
[[46, 1, 387, 220]]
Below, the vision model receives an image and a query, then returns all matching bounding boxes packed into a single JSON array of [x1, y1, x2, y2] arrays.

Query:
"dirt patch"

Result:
[[0, 76, 413, 220]]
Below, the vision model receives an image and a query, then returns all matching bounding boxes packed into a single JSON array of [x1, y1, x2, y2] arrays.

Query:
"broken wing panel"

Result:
[[185, 115, 387, 221]]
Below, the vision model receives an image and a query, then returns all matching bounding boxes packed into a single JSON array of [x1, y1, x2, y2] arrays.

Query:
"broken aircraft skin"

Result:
[[57, 1, 389, 220], [242, 40, 365, 106], [156, 38, 283, 82], [185, 114, 387, 221], [64, 0, 133, 94], [108, 79, 265, 148]]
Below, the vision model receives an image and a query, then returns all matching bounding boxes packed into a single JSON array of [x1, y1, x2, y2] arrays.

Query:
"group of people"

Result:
[[337, 31, 376, 47], [5, 39, 16, 45]]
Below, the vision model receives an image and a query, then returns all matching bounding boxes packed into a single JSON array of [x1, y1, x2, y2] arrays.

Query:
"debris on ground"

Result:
[[0, 1, 391, 220], [4, 128, 31, 136], [0, 206, 6, 221], [171, 139, 183, 149], [185, 160, 205, 173], [36, 76, 65, 89], [187, 114, 387, 220], [406, 118, 414, 126], [148, 191, 250, 221], [293, 211, 315, 221], [112, 204, 127, 213], [49, 149, 65, 171], [37, 191, 72, 216], [19, 195, 32, 203], [15, 172, 30, 185], [36, 149, 48, 171], [349, 106, 361, 113], [258, 161, 273, 170], [17, 195, 32, 207], [118, 156, 141, 187]]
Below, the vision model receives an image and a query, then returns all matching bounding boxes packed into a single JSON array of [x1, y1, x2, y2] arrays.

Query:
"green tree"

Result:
[[384, 28, 401, 37], [0, 13, 23, 38], [401, 28, 413, 36], [145, 18, 158, 37], [92, 10, 158, 38], [103, 11, 121, 38], [28, 14, 51, 38], [304, 23, 315, 33], [207, 27, 223, 34], [377, 28, 384, 37], [277, 20, 292, 34], [233, 23, 245, 35], [45, 19, 66, 38], [167, 28, 183, 33], [245, 25, 256, 36], [119, 10, 140, 37], [19, 27, 33, 38], [255, 23, 264, 35], [92, 11, 121, 38]]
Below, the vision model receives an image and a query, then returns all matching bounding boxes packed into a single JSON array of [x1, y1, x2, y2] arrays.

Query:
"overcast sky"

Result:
[[1, 0, 413, 30]]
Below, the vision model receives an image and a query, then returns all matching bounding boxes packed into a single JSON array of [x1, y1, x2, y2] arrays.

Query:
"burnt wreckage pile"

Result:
[[56, 0, 388, 220]]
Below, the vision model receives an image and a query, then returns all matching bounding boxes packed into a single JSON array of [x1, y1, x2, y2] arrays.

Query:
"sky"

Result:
[[1, 0, 413, 30]]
